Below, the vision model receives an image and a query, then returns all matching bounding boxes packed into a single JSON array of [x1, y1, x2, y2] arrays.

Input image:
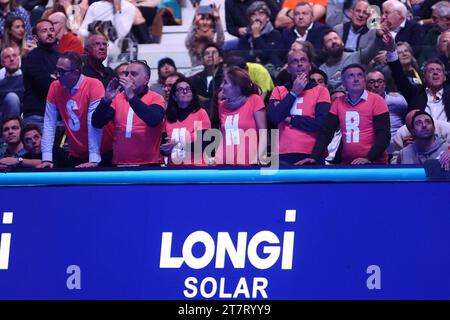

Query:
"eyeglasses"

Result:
[[55, 67, 77, 75], [367, 79, 385, 85], [176, 87, 192, 94]]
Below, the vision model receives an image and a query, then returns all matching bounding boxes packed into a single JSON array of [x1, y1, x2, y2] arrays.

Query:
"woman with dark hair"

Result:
[[1, 16, 35, 57], [0, 0, 33, 41], [160, 77, 211, 165], [214, 66, 268, 166]]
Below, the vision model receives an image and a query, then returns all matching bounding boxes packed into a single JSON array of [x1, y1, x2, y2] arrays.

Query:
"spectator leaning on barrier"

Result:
[[16, 124, 43, 168], [21, 124, 42, 159], [214, 66, 269, 166], [40, 52, 105, 168], [298, 63, 391, 165], [0, 115, 26, 162], [397, 110, 450, 170], [161, 77, 212, 166], [92, 60, 166, 166], [268, 48, 331, 165]]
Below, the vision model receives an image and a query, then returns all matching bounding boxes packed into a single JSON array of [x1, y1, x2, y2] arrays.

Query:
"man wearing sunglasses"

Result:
[[39, 52, 105, 168], [92, 60, 165, 166]]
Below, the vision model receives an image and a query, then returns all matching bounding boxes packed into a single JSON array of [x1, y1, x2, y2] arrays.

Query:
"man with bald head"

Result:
[[48, 12, 83, 54], [0, 47, 23, 121], [366, 70, 407, 145]]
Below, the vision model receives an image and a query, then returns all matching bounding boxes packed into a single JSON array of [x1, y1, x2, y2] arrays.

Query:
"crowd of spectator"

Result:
[[1, 0, 450, 171]]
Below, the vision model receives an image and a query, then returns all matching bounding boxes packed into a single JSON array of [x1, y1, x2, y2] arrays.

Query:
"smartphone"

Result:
[[198, 5, 213, 15]]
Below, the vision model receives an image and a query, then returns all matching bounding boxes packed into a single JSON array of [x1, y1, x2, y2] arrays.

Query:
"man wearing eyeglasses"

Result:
[[333, 0, 377, 53], [366, 70, 407, 150], [39, 52, 105, 168], [92, 61, 166, 166]]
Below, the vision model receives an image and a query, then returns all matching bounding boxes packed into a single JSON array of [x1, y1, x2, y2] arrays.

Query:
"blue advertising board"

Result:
[[0, 168, 449, 299]]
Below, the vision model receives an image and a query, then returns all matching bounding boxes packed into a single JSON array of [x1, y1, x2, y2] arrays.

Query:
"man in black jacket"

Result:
[[225, 0, 280, 38], [22, 19, 59, 129], [382, 0, 425, 57], [189, 43, 224, 113], [235, 1, 283, 67], [281, 2, 330, 57]]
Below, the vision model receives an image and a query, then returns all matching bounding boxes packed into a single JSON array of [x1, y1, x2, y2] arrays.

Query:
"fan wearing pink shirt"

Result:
[[215, 66, 268, 165], [161, 77, 211, 166]]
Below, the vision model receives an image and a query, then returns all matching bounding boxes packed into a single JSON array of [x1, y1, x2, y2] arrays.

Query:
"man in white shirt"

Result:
[[79, 0, 136, 59]]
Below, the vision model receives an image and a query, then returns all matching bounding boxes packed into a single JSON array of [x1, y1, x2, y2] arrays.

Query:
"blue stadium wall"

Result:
[[0, 166, 449, 299]]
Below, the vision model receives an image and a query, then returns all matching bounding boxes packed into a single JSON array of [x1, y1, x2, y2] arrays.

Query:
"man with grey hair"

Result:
[[0, 47, 23, 122], [421, 1, 450, 62], [431, 1, 450, 32], [382, 0, 424, 56], [235, 0, 283, 67], [48, 11, 83, 54]]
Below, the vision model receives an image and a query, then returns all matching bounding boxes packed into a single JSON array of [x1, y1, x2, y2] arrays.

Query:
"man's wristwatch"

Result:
[[17, 157, 23, 167]]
